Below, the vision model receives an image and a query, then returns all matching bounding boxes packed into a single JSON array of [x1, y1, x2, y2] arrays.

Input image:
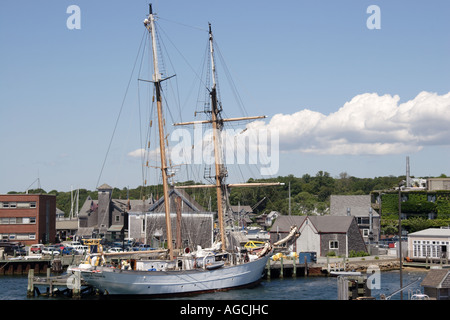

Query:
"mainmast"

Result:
[[144, 4, 173, 259]]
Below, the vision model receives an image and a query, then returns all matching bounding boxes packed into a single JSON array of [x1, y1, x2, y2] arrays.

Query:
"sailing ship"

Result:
[[80, 4, 278, 296]]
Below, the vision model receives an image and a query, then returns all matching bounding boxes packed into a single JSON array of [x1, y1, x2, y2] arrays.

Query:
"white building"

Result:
[[408, 228, 450, 261]]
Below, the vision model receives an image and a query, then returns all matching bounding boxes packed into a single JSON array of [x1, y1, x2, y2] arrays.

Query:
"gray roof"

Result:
[[271, 215, 355, 234], [78, 195, 155, 217], [330, 195, 377, 217], [230, 205, 253, 214], [409, 228, 450, 238], [133, 188, 205, 213], [56, 219, 78, 230], [97, 183, 113, 190], [421, 269, 450, 288]]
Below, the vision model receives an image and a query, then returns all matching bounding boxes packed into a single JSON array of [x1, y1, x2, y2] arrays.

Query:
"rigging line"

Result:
[[214, 40, 249, 117], [155, 21, 182, 119], [157, 21, 210, 97], [157, 16, 208, 33], [95, 29, 147, 189], [137, 34, 150, 197]]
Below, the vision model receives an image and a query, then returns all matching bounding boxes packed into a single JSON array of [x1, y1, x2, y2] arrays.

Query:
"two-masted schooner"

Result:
[[80, 4, 278, 296]]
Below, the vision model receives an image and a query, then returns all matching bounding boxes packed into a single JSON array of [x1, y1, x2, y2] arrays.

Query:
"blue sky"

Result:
[[1, 0, 449, 194]]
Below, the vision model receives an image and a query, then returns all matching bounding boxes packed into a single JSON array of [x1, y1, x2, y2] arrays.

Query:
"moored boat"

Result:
[[79, 4, 275, 296]]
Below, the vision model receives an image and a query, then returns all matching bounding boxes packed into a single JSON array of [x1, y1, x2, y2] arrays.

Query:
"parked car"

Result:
[[30, 244, 44, 254], [42, 246, 61, 255], [62, 246, 75, 255], [107, 247, 123, 253], [3, 245, 26, 256], [73, 245, 89, 254], [12, 246, 27, 256], [132, 244, 153, 251]]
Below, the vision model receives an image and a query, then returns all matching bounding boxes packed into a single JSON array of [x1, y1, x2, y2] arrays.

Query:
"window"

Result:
[[329, 241, 339, 249], [363, 229, 370, 237], [115, 215, 120, 222], [17, 202, 31, 208], [30, 202, 36, 208]]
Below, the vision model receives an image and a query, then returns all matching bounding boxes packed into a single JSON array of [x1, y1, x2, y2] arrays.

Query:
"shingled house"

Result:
[[77, 184, 135, 241], [330, 195, 380, 243], [421, 269, 450, 300], [270, 215, 367, 257], [128, 188, 214, 250]]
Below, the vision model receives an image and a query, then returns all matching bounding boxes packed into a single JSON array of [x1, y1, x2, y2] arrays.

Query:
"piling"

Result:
[[27, 269, 34, 297], [280, 257, 283, 278], [292, 258, 296, 277]]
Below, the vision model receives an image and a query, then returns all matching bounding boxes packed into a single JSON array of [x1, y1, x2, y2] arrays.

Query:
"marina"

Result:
[[0, 267, 430, 301], [13, 252, 448, 299], [1, 3, 450, 309]]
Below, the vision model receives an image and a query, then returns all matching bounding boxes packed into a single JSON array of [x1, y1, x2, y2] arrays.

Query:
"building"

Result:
[[330, 195, 380, 243], [270, 215, 367, 257], [255, 211, 280, 229], [421, 269, 450, 300], [407, 228, 450, 262], [128, 188, 214, 250], [230, 205, 253, 228], [77, 184, 129, 242], [0, 194, 56, 245], [427, 178, 450, 191]]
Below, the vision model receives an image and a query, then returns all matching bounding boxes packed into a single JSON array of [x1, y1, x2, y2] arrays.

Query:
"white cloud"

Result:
[[127, 148, 145, 158], [248, 91, 450, 155]]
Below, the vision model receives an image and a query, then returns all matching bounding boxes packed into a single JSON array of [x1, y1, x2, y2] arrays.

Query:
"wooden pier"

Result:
[[27, 269, 94, 299], [265, 257, 324, 279], [0, 255, 84, 275]]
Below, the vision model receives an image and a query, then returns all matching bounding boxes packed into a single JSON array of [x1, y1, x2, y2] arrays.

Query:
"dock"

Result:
[[27, 269, 95, 299], [265, 256, 324, 279], [0, 254, 84, 275]]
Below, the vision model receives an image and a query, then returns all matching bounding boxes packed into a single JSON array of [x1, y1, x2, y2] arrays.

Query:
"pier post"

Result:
[[72, 270, 81, 299], [280, 257, 283, 278], [266, 259, 271, 279], [304, 256, 308, 277], [27, 269, 34, 297], [292, 257, 296, 277]]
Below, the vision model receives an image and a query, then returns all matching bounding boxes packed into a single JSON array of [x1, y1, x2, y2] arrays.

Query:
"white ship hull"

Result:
[[80, 255, 269, 296]]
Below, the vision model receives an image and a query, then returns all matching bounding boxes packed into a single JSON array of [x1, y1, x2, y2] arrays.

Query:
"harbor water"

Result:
[[0, 269, 428, 300]]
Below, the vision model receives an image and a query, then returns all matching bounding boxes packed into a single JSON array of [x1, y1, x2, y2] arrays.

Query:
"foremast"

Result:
[[208, 23, 228, 252], [144, 4, 173, 259], [175, 24, 282, 252]]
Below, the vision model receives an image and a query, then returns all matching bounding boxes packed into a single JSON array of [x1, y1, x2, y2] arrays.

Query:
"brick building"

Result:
[[0, 194, 56, 245]]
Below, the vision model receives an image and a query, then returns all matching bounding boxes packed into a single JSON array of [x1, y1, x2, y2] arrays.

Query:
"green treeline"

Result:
[[11, 171, 450, 234], [14, 171, 403, 217]]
